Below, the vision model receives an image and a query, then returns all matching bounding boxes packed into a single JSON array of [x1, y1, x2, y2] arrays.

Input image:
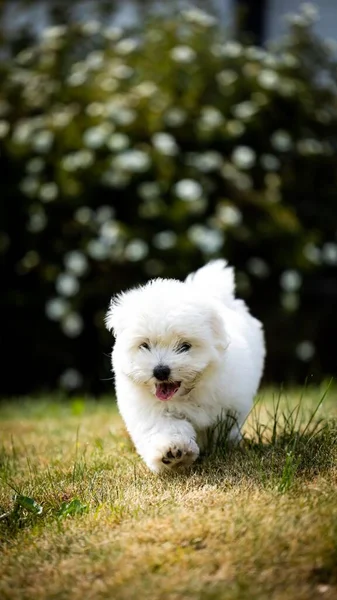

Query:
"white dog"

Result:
[[105, 260, 265, 473]]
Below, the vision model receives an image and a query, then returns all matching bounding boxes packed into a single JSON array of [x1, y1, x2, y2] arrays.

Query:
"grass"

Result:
[[0, 384, 337, 600]]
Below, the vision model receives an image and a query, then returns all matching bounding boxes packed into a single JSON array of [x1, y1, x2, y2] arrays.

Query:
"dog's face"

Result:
[[106, 279, 227, 401]]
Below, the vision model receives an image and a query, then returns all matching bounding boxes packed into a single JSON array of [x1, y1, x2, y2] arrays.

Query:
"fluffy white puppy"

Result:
[[105, 260, 265, 473]]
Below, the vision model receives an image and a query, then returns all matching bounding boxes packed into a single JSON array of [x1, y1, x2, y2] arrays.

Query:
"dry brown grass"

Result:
[[0, 386, 337, 600]]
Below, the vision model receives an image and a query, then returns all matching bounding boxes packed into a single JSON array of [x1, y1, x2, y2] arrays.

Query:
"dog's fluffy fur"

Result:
[[106, 260, 265, 473]]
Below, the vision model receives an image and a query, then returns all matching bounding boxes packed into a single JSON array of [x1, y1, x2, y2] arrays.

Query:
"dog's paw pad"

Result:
[[161, 446, 192, 467]]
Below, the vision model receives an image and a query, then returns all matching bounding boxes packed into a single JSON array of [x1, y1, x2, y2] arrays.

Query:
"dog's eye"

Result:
[[177, 342, 191, 353], [139, 342, 150, 350]]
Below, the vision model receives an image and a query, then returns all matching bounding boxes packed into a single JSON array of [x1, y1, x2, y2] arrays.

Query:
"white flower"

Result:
[[170, 45, 196, 63], [246, 257, 270, 278], [198, 151, 223, 171], [153, 231, 177, 250], [280, 270, 302, 292], [74, 206, 94, 225], [188, 225, 224, 254], [325, 38, 337, 53], [187, 151, 223, 172], [182, 8, 216, 27], [67, 71, 87, 87], [107, 133, 130, 151], [215, 41, 242, 58], [296, 341, 315, 362], [86, 102, 105, 117], [62, 313, 84, 338], [42, 25, 67, 39], [111, 64, 134, 80], [271, 130, 293, 152], [113, 149, 151, 173], [226, 120, 245, 137], [285, 14, 307, 27], [45, 297, 69, 321], [100, 221, 120, 244], [322, 242, 337, 265], [101, 171, 129, 188], [64, 251, 88, 277], [16, 48, 35, 65], [280, 53, 299, 68], [59, 368, 83, 390], [263, 55, 278, 68], [39, 182, 58, 202], [303, 243, 321, 265], [231, 146, 256, 170], [258, 69, 279, 90], [20, 176, 39, 197], [12, 121, 34, 145], [216, 70, 238, 87], [87, 239, 111, 260], [99, 77, 119, 92], [81, 20, 101, 35], [61, 155, 78, 172], [134, 81, 158, 98], [217, 204, 242, 227], [83, 125, 109, 149], [109, 107, 136, 126], [20, 250, 39, 270], [62, 150, 94, 172], [103, 26, 123, 41], [164, 108, 187, 127], [138, 181, 161, 200], [95, 206, 115, 224], [27, 211, 47, 233], [26, 157, 44, 174], [297, 139, 323, 155], [152, 132, 178, 156], [260, 154, 281, 171], [174, 179, 203, 202], [86, 50, 104, 70], [301, 3, 319, 22], [115, 38, 138, 55], [232, 101, 257, 120], [50, 108, 74, 129], [245, 46, 266, 61], [125, 239, 149, 261], [76, 149, 95, 168], [0, 120, 9, 138], [56, 273, 80, 297], [32, 130, 54, 153], [281, 292, 300, 312], [199, 106, 224, 129]]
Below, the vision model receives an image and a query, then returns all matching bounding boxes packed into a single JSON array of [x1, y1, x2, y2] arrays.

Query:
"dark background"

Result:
[[1, 0, 337, 395]]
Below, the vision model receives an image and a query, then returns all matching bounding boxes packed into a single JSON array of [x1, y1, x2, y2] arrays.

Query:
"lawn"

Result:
[[0, 385, 337, 600]]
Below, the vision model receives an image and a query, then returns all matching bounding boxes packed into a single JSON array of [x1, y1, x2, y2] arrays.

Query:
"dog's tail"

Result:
[[185, 259, 235, 305]]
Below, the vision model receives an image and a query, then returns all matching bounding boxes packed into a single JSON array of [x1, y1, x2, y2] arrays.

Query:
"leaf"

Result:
[[57, 498, 87, 518], [15, 495, 43, 515]]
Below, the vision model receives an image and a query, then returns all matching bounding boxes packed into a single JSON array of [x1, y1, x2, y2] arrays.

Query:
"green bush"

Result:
[[1, 6, 337, 393]]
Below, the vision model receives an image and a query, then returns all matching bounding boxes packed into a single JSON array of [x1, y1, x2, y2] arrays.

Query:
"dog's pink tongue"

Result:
[[155, 382, 180, 401]]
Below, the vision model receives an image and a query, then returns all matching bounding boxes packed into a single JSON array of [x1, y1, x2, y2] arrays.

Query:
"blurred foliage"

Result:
[[1, 4, 337, 394]]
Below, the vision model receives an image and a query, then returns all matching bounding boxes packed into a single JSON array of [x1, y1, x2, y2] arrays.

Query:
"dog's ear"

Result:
[[210, 307, 228, 351], [105, 294, 125, 337]]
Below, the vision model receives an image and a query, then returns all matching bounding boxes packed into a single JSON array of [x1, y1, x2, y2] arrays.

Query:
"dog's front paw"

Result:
[[146, 438, 200, 473]]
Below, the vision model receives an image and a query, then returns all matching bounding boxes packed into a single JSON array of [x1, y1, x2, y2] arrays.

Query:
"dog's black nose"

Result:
[[153, 364, 171, 381]]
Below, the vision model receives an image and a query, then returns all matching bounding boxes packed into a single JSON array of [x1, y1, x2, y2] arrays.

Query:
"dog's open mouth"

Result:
[[155, 381, 181, 401]]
